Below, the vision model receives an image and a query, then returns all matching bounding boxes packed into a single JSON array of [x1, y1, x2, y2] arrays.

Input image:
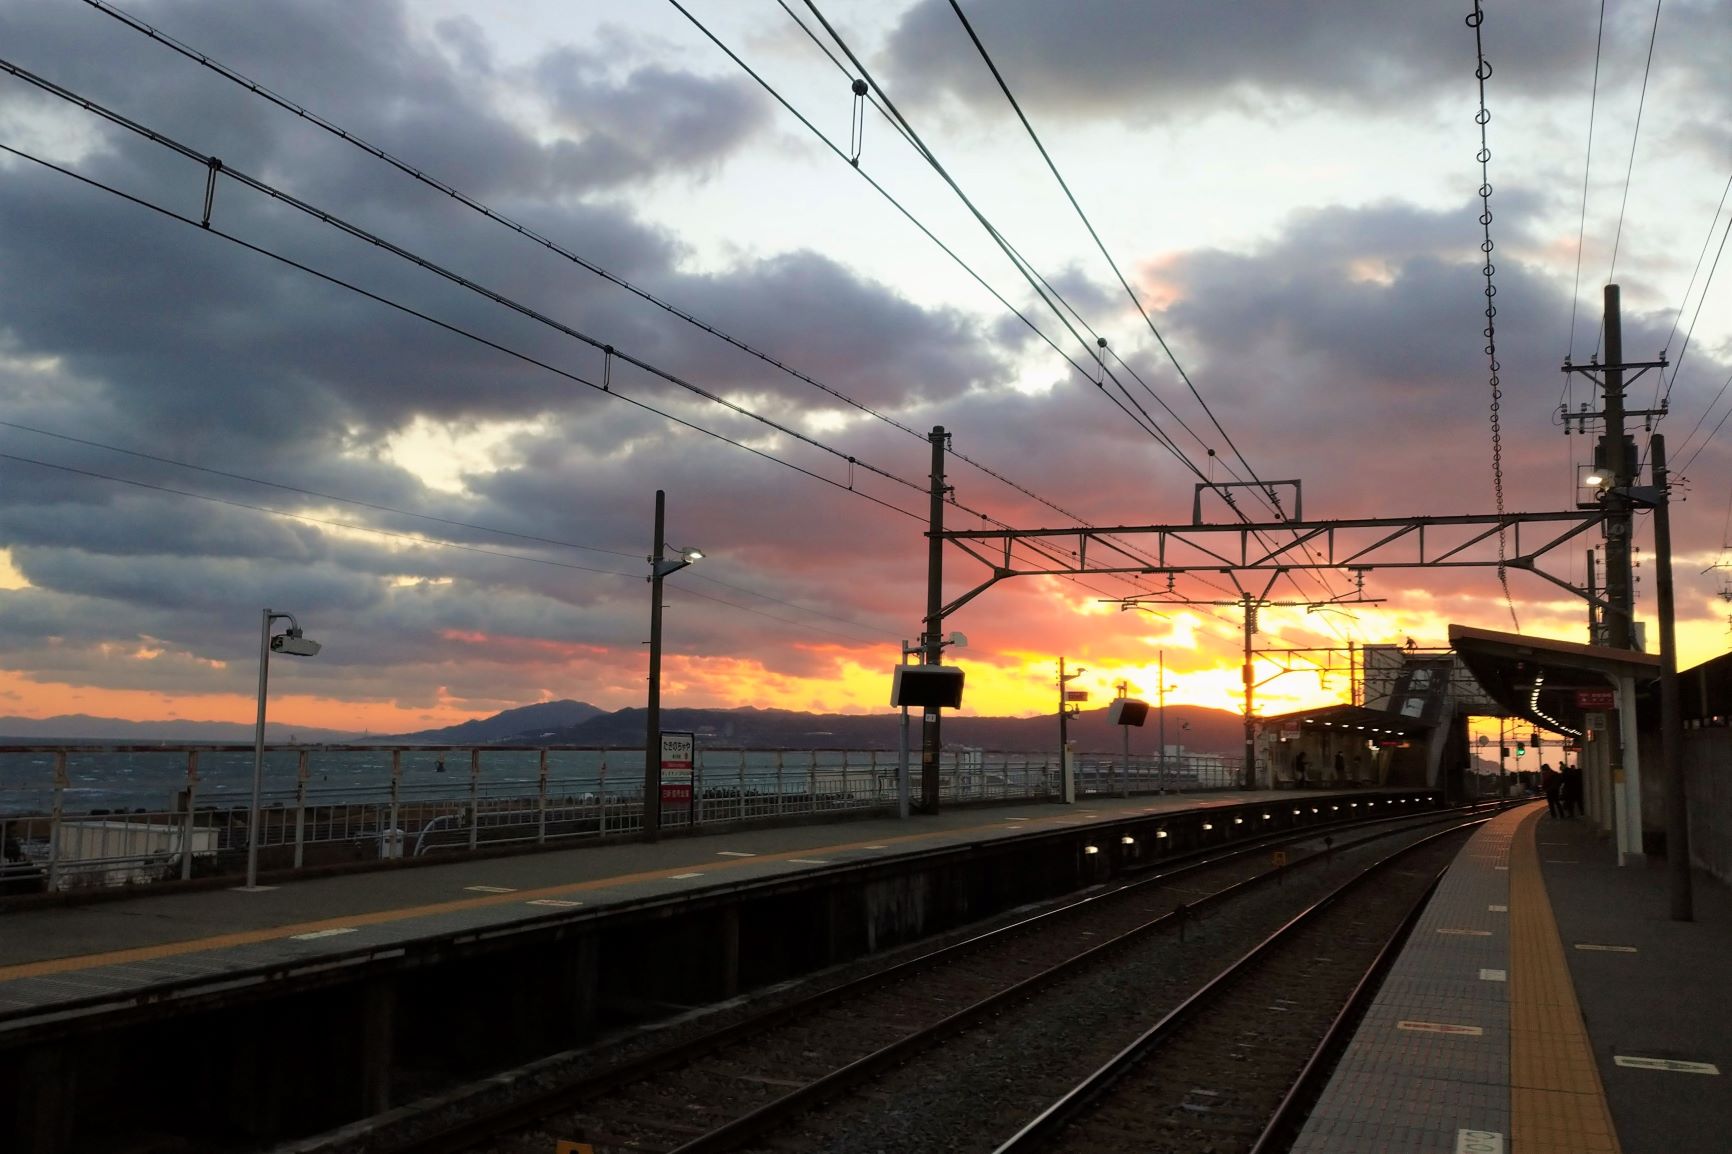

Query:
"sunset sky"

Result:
[[0, 1, 1728, 737]]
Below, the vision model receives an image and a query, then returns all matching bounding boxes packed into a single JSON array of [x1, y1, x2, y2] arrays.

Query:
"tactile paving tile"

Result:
[[1291, 808, 1524, 1153]]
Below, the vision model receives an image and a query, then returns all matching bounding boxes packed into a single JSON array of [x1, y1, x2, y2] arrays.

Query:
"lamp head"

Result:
[[270, 629, 322, 658]]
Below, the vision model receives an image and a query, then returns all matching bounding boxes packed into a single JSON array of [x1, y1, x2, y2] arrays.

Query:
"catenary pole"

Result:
[[921, 427, 946, 812]]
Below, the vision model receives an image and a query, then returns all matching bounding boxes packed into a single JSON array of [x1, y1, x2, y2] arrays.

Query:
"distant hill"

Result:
[[0, 700, 1246, 754], [373, 699, 606, 745], [0, 714, 359, 744], [535, 703, 1243, 755]]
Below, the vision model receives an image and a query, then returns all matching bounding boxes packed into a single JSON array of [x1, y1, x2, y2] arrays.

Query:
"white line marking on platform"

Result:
[[862, 845, 889, 849], [1614, 1055, 1720, 1074], [1438, 928, 1493, 936], [1574, 943, 1638, 953], [789, 858, 830, 865], [1398, 1020, 1484, 1036], [1456, 1130, 1504, 1154], [1494, 866, 1509, 870], [290, 928, 357, 941], [669, 872, 704, 879], [717, 851, 756, 858], [526, 899, 582, 907], [1479, 968, 1507, 982], [1488, 904, 1508, 912], [465, 885, 516, 893]]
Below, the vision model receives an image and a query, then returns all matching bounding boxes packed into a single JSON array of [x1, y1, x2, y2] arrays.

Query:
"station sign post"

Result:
[[660, 731, 695, 815]]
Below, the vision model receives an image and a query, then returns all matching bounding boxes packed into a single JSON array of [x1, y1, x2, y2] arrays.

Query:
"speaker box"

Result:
[[891, 664, 965, 709], [1108, 698, 1150, 726]]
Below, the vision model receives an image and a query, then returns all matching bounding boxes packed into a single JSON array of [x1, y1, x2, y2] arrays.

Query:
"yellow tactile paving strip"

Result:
[[0, 806, 1125, 985], [1509, 809, 1621, 1154]]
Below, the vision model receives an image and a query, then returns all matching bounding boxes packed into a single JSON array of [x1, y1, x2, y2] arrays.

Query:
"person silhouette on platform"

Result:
[[1562, 762, 1583, 817], [1293, 750, 1308, 789], [1541, 763, 1563, 818]]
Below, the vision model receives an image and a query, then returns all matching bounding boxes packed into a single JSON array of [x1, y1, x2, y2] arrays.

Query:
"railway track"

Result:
[[330, 802, 1494, 1154], [993, 826, 1460, 1154]]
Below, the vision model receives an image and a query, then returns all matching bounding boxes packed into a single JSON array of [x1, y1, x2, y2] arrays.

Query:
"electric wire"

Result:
[[941, 0, 1274, 514], [0, 419, 641, 559], [77, 0, 1239, 583], [780, 0, 1358, 637], [1660, 180, 1732, 412], [1, 445, 894, 645], [0, 57, 947, 507], [0, 140, 925, 528], [1598, 0, 1664, 327], [59, 7, 1312, 630], [1566, 0, 1607, 364], [939, 0, 1355, 620], [0, 139, 1132, 637], [0, 417, 898, 639], [784, 2, 1208, 474], [660, 0, 1252, 610]]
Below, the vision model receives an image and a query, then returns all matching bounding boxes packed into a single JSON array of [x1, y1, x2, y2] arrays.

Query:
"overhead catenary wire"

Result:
[[938, 0, 1356, 625], [0, 141, 926, 528], [778, 1, 1364, 641], [1565, 0, 1608, 366], [55, 9, 1296, 630], [0, 139, 1138, 636], [658, 0, 1258, 612], [1659, 178, 1732, 413], [941, 0, 1276, 515], [0, 57, 944, 504], [78, 0, 1199, 574], [0, 417, 899, 639], [1597, 0, 1664, 335]]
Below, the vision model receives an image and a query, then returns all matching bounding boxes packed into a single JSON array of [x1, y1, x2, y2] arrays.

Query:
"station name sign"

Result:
[[1574, 688, 1616, 709]]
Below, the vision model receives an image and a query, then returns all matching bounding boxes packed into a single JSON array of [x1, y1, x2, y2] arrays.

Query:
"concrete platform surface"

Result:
[[1294, 800, 1729, 1154], [0, 788, 1423, 1019]]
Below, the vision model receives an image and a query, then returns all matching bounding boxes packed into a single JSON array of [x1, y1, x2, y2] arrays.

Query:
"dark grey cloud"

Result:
[[882, 0, 1730, 145], [0, 0, 1033, 713]]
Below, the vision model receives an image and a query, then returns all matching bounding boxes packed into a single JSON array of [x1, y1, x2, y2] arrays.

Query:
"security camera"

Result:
[[270, 632, 322, 657]]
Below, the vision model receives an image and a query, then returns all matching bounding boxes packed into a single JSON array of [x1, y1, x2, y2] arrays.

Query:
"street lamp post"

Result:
[[645, 489, 702, 843], [246, 608, 320, 890]]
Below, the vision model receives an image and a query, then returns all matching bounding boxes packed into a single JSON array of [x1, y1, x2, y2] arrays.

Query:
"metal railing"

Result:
[[0, 744, 1247, 894]]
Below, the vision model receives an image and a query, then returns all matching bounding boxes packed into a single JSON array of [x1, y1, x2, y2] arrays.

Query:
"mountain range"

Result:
[[0, 699, 1247, 754]]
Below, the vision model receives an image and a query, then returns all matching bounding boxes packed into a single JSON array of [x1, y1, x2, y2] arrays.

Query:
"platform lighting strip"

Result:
[[1528, 673, 1585, 738]]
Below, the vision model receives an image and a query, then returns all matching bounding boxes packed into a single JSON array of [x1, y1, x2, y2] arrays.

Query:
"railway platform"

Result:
[[1292, 801, 1732, 1154], [0, 785, 1436, 1151], [0, 787, 1391, 985]]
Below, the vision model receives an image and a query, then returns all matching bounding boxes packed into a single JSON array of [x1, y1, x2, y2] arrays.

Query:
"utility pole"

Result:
[[1647, 435, 1693, 920], [1586, 548, 1600, 644], [921, 426, 947, 813], [1562, 284, 1665, 647], [1603, 285, 1634, 649]]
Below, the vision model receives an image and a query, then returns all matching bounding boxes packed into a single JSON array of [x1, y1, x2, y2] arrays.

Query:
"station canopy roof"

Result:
[[1447, 623, 1660, 737], [1258, 702, 1430, 742]]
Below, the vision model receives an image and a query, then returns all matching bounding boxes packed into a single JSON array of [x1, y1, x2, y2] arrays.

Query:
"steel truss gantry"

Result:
[[937, 508, 1612, 623]]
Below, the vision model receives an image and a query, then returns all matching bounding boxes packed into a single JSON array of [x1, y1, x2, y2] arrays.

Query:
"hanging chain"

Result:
[[1469, 1, 1520, 632]]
